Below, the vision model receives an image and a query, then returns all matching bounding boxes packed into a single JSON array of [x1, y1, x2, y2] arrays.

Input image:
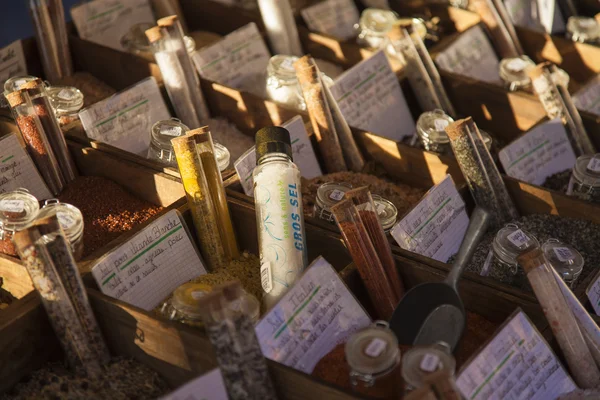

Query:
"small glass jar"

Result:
[[567, 154, 600, 204], [416, 110, 454, 155], [265, 55, 306, 111], [37, 199, 84, 260], [0, 189, 40, 256], [214, 142, 231, 172], [315, 182, 352, 222], [541, 238, 584, 288], [121, 23, 197, 59], [401, 342, 456, 392], [356, 8, 398, 49], [567, 17, 600, 44], [372, 195, 397, 232], [486, 224, 539, 275], [46, 86, 84, 126], [499, 56, 536, 91], [346, 321, 402, 398], [147, 118, 190, 167]]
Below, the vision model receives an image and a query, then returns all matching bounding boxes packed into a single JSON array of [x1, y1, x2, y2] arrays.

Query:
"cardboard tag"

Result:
[[193, 23, 271, 91], [160, 369, 228, 400], [0, 133, 52, 200], [504, 0, 565, 34], [574, 76, 600, 117], [234, 115, 322, 196], [91, 209, 207, 311], [330, 51, 414, 141], [456, 310, 576, 399], [391, 175, 469, 263], [79, 77, 171, 155], [71, 0, 155, 52], [435, 25, 501, 84], [0, 40, 27, 87], [498, 119, 576, 186], [301, 0, 360, 41], [255, 256, 371, 374], [0, 199, 24, 213], [586, 270, 600, 316]]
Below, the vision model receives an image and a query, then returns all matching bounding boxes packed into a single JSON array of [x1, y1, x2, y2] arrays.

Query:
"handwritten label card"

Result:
[[457, 310, 576, 400], [586, 270, 600, 316], [574, 75, 600, 117], [301, 0, 360, 41], [79, 77, 170, 155], [330, 51, 415, 141], [498, 119, 576, 186], [504, 0, 565, 34], [193, 23, 271, 92], [234, 115, 322, 196], [161, 369, 228, 400], [71, 0, 155, 51], [0, 133, 51, 200], [391, 175, 469, 263], [0, 40, 27, 87], [256, 256, 371, 374], [435, 25, 502, 84], [91, 209, 207, 311]]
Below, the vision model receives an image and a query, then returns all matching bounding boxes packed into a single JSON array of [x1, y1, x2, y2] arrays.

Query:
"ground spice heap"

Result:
[[53, 73, 116, 107], [1, 358, 169, 400], [542, 169, 572, 193]]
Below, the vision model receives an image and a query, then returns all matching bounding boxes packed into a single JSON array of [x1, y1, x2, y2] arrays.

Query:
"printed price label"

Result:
[[330, 51, 415, 141], [553, 247, 574, 262], [391, 175, 469, 263], [574, 75, 600, 117], [261, 262, 273, 293], [498, 119, 576, 186], [57, 211, 76, 229], [365, 338, 387, 357], [329, 190, 345, 201], [507, 229, 530, 247], [420, 353, 440, 372], [588, 157, 600, 172], [235, 116, 322, 196], [160, 369, 228, 400], [586, 270, 600, 317], [457, 310, 576, 400], [79, 77, 171, 155], [256, 256, 371, 373], [434, 119, 449, 131], [57, 89, 76, 101], [193, 23, 271, 92], [0, 200, 24, 213], [0, 40, 27, 87], [507, 58, 529, 72], [435, 25, 502, 84], [504, 0, 566, 34], [161, 126, 182, 137], [71, 0, 155, 52], [91, 209, 207, 311], [301, 0, 360, 41]]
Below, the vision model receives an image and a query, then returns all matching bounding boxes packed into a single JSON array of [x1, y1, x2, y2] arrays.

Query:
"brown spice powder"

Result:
[[0, 236, 17, 257]]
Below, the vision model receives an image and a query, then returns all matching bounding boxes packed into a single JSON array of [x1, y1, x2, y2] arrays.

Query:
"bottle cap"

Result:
[[255, 126, 293, 163]]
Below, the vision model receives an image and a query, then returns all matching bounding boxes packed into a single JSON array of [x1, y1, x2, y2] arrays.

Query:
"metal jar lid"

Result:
[[571, 154, 600, 189], [346, 321, 401, 376], [316, 182, 353, 210], [37, 199, 84, 244], [492, 223, 540, 266], [416, 109, 454, 146], [542, 238, 584, 284], [372, 194, 398, 231], [46, 86, 85, 115], [401, 343, 456, 389], [0, 189, 40, 235]]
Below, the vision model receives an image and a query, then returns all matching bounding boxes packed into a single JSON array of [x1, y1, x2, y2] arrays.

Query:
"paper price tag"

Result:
[[420, 353, 440, 372], [499, 119, 576, 186], [0, 40, 27, 87], [193, 23, 270, 91], [235, 115, 322, 196], [435, 25, 501, 84], [574, 75, 600, 117], [586, 270, 600, 316], [457, 310, 576, 400], [434, 119, 449, 132], [301, 0, 360, 41], [507, 58, 529, 72], [553, 247, 574, 262], [261, 262, 273, 293], [57, 211, 76, 229], [161, 126, 182, 137], [329, 190, 345, 201], [160, 368, 228, 400], [504, 0, 565, 34], [507, 229, 530, 247], [588, 157, 600, 172], [256, 256, 371, 373], [365, 338, 387, 358], [79, 77, 170, 155], [0, 200, 24, 213], [71, 0, 155, 52], [0, 133, 52, 200], [91, 209, 207, 311], [330, 51, 415, 141], [391, 175, 469, 263], [57, 89, 76, 101]]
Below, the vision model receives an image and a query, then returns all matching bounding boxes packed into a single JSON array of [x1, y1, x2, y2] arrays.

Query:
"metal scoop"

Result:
[[389, 207, 491, 351]]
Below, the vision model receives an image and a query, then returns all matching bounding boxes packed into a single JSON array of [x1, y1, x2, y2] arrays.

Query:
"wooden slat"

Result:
[[0, 255, 32, 299]]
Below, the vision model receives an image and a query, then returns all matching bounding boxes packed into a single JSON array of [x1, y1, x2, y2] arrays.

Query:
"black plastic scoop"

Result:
[[389, 207, 491, 351]]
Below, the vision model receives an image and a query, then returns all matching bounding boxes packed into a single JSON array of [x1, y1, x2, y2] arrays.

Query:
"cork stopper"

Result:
[[294, 55, 320, 85], [344, 186, 371, 204], [188, 126, 210, 135], [19, 78, 43, 90], [517, 247, 545, 274], [170, 133, 194, 149], [145, 26, 163, 43], [387, 24, 407, 42], [527, 62, 552, 81], [157, 15, 178, 27], [445, 117, 473, 141], [188, 126, 211, 144], [196, 280, 242, 316], [6, 90, 25, 107], [12, 215, 60, 254], [330, 198, 354, 219]]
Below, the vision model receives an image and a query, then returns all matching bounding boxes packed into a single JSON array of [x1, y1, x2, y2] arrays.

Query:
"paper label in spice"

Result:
[[0, 200, 24, 213], [587, 157, 600, 172], [365, 338, 387, 358], [256, 256, 371, 374], [435, 25, 502, 84], [235, 115, 322, 196], [261, 262, 273, 293], [391, 175, 469, 263], [193, 23, 270, 91], [0, 133, 52, 200], [456, 309, 576, 399], [57, 211, 76, 230], [0, 40, 27, 88], [420, 353, 440, 372], [507, 229, 530, 247], [586, 270, 600, 316], [301, 0, 360, 41], [330, 51, 415, 141], [70, 0, 155, 52], [498, 119, 576, 186], [79, 77, 171, 155], [160, 368, 228, 400], [504, 0, 565, 34], [91, 209, 207, 311], [574, 75, 600, 116]]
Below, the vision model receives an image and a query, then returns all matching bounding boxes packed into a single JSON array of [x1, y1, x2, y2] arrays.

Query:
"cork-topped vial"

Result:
[[489, 224, 540, 274], [356, 9, 398, 49], [315, 182, 352, 222], [265, 55, 306, 111], [416, 110, 454, 154], [122, 22, 196, 59], [567, 154, 600, 204], [541, 238, 584, 288], [46, 86, 84, 126], [372, 195, 398, 232], [37, 199, 84, 260], [499, 56, 535, 91], [401, 342, 456, 392], [148, 118, 190, 167], [567, 17, 600, 44]]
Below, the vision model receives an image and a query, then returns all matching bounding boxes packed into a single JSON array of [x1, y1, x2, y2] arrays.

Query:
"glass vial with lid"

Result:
[[37, 199, 84, 260], [265, 55, 306, 111], [372, 195, 398, 232], [416, 110, 454, 154], [253, 127, 307, 309], [46, 86, 84, 126], [315, 182, 352, 222], [541, 238, 584, 288], [499, 56, 535, 91], [401, 342, 456, 392], [567, 154, 600, 204], [485, 223, 540, 275], [356, 8, 398, 49], [148, 118, 190, 167], [0, 189, 40, 256], [567, 17, 600, 44], [345, 321, 402, 398]]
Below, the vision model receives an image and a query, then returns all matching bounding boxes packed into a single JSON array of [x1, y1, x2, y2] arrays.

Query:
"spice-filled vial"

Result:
[[416, 110, 454, 154], [0, 189, 40, 257], [401, 342, 456, 393], [567, 17, 600, 44], [541, 238, 584, 288], [372, 195, 398, 233], [122, 23, 197, 60], [315, 182, 352, 222], [346, 321, 403, 399], [499, 56, 535, 91], [356, 8, 398, 49], [265, 55, 306, 111], [37, 199, 84, 260], [485, 223, 540, 275], [567, 154, 600, 204], [46, 86, 84, 127], [148, 118, 190, 167]]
